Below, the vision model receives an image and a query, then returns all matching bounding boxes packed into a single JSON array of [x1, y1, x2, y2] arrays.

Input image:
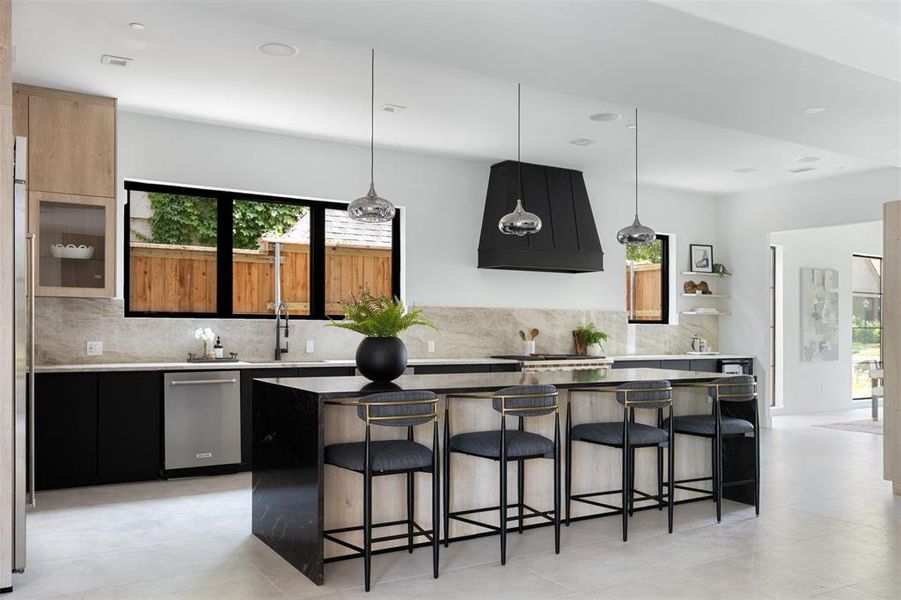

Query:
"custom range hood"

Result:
[[478, 160, 604, 273]]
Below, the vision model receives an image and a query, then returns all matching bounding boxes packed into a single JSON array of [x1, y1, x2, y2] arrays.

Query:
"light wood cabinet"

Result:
[[18, 85, 116, 198], [13, 84, 117, 297]]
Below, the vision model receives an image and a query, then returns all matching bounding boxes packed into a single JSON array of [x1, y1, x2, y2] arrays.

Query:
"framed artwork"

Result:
[[689, 244, 714, 273], [800, 267, 839, 362]]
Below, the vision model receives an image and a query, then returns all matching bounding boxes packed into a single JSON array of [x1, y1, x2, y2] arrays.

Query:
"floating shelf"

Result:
[[680, 310, 730, 316], [681, 293, 729, 298], [681, 271, 728, 276]]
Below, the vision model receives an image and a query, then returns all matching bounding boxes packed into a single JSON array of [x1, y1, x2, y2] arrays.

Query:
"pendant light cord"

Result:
[[517, 83, 522, 201], [370, 49, 375, 185], [634, 107, 639, 217]]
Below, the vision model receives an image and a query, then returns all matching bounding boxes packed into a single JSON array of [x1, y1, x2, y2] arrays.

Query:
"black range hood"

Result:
[[478, 160, 604, 273]]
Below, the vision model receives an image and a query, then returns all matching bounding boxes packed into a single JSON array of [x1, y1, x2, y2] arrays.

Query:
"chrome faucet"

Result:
[[275, 301, 290, 360]]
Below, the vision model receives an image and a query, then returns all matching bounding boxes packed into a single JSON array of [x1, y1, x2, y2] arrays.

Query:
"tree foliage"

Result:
[[329, 290, 437, 337], [139, 194, 305, 250], [626, 239, 662, 264]]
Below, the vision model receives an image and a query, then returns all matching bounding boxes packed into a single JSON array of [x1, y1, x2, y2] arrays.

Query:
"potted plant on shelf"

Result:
[[574, 323, 608, 356], [329, 291, 436, 382]]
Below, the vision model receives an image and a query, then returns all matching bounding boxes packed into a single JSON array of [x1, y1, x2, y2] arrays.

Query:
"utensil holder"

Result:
[[522, 340, 535, 355]]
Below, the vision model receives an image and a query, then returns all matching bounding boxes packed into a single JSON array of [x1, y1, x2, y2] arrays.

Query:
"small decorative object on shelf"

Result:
[[689, 244, 714, 273], [329, 290, 436, 382], [712, 262, 732, 277], [573, 322, 608, 356], [193, 326, 216, 359], [49, 243, 95, 260]]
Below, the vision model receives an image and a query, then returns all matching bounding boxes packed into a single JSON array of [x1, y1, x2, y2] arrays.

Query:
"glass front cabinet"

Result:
[[29, 191, 116, 297]]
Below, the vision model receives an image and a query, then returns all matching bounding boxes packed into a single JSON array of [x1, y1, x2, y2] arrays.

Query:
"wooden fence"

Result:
[[625, 263, 662, 320], [129, 241, 392, 314]]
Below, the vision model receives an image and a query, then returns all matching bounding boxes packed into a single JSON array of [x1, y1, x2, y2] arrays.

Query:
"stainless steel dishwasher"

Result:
[[164, 370, 241, 473]]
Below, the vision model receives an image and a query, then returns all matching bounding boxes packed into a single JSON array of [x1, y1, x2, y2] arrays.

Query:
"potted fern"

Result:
[[574, 323, 608, 356], [329, 291, 436, 382]]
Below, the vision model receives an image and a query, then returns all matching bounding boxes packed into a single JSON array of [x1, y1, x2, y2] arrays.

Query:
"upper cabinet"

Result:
[[16, 85, 116, 198], [14, 84, 118, 297]]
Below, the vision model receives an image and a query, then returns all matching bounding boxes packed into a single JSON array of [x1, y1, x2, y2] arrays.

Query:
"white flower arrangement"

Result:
[[194, 327, 216, 356]]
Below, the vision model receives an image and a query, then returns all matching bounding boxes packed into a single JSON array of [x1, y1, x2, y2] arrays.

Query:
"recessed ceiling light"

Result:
[[128, 22, 147, 31], [100, 54, 133, 67], [626, 123, 636, 129], [796, 155, 821, 163], [257, 42, 298, 57], [802, 106, 827, 114], [787, 167, 817, 174], [380, 103, 407, 113], [733, 167, 758, 173], [589, 112, 622, 122], [569, 138, 595, 146]]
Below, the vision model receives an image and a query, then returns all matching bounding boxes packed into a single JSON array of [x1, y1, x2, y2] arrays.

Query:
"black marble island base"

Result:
[[252, 368, 758, 585]]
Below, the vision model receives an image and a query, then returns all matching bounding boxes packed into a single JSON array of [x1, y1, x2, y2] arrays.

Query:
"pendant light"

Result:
[[499, 83, 542, 236], [616, 108, 656, 245], [348, 49, 396, 223]]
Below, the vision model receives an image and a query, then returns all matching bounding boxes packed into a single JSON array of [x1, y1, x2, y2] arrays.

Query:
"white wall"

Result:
[[117, 111, 718, 313], [716, 168, 901, 419], [770, 222, 883, 414]]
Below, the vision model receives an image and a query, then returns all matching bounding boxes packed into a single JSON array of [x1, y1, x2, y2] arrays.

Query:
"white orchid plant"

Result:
[[193, 326, 216, 356]]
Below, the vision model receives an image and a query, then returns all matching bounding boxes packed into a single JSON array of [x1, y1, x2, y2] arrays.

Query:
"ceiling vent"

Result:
[[787, 167, 817, 174], [100, 54, 133, 67], [380, 103, 407, 113]]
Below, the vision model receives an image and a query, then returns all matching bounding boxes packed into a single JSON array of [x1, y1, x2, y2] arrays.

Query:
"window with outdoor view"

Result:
[[625, 235, 669, 324], [851, 254, 882, 399], [125, 182, 401, 318]]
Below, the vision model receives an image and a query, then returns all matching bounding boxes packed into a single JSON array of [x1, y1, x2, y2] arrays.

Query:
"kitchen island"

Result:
[[252, 368, 758, 584]]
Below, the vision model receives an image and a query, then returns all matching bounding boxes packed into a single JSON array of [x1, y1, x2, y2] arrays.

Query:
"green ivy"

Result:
[[626, 239, 662, 264], [141, 194, 305, 250]]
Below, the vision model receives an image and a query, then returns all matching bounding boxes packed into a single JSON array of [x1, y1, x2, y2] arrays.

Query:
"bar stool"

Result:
[[665, 375, 759, 522], [443, 385, 561, 565], [565, 380, 674, 542], [323, 390, 440, 592]]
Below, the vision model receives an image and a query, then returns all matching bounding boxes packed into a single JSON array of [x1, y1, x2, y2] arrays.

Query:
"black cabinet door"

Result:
[[35, 373, 99, 490], [414, 364, 491, 375], [241, 369, 301, 469], [98, 372, 161, 483], [612, 360, 661, 369], [662, 360, 691, 371], [689, 359, 720, 373]]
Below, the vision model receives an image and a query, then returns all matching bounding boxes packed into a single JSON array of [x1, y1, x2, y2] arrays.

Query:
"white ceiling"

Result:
[[11, 0, 901, 195]]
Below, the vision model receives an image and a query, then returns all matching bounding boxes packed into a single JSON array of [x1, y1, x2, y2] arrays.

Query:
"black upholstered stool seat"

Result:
[[571, 421, 669, 447], [664, 415, 754, 437], [450, 430, 554, 459], [325, 440, 433, 474]]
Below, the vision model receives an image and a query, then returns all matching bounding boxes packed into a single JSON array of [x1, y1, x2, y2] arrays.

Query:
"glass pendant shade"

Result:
[[499, 198, 542, 236], [616, 214, 656, 245], [348, 182, 395, 223], [348, 49, 396, 223]]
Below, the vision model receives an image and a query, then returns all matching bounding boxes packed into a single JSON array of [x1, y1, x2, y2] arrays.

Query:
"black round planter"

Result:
[[355, 337, 408, 382]]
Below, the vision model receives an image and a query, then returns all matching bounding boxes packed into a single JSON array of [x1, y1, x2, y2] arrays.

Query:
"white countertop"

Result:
[[34, 354, 753, 373]]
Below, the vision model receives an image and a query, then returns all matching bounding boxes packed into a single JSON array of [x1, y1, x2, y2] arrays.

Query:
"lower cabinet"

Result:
[[35, 373, 99, 490], [612, 360, 661, 369], [35, 371, 161, 490]]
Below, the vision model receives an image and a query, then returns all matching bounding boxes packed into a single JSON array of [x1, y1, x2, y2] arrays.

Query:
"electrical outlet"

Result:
[[428, 340, 436, 353], [86, 341, 103, 356], [305, 340, 315, 354]]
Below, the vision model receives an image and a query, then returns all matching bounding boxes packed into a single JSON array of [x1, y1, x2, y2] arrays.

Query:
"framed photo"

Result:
[[689, 244, 714, 273]]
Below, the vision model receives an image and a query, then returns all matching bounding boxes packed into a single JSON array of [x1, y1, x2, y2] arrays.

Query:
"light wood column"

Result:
[[1, 0, 15, 590], [884, 200, 901, 494]]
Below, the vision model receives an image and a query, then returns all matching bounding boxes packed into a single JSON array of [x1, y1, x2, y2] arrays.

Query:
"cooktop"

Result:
[[492, 354, 607, 361]]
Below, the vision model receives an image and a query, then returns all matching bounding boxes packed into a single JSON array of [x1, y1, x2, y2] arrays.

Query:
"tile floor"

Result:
[[9, 409, 900, 599]]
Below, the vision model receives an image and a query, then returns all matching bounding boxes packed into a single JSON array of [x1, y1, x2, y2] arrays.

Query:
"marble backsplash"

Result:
[[35, 298, 718, 365]]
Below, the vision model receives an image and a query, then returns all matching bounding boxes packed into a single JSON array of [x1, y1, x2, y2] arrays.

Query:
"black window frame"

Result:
[[626, 233, 670, 325], [123, 181, 401, 319], [851, 253, 882, 400]]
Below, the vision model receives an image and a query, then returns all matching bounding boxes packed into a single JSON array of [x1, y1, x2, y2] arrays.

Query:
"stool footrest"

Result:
[[324, 519, 437, 557], [570, 487, 668, 516], [448, 502, 555, 534]]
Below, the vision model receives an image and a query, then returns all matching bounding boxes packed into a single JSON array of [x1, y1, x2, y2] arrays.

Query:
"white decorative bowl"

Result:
[[50, 244, 94, 260]]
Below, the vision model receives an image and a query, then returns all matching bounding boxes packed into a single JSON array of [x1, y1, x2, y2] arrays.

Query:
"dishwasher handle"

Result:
[[170, 378, 237, 386]]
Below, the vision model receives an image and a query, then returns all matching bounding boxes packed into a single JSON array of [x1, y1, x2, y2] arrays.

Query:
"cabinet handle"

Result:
[[170, 379, 237, 386], [27, 233, 36, 508]]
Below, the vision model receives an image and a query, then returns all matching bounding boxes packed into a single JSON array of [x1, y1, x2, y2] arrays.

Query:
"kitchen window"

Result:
[[124, 182, 401, 318], [625, 234, 669, 324]]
